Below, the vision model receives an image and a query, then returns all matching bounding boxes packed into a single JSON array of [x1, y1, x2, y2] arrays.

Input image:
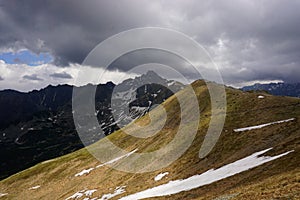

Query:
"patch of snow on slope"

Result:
[[42, 157, 58, 164], [119, 148, 293, 200], [154, 172, 169, 181], [84, 190, 97, 196], [130, 106, 148, 112], [0, 193, 8, 197], [29, 185, 40, 190], [66, 191, 84, 200], [66, 189, 97, 200], [258, 95, 265, 99], [75, 168, 94, 177], [234, 118, 295, 132], [75, 149, 138, 177], [167, 80, 175, 86], [96, 149, 138, 168], [99, 186, 126, 200], [113, 87, 136, 101]]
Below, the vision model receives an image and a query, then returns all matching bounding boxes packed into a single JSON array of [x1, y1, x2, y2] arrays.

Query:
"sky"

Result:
[[0, 0, 299, 91]]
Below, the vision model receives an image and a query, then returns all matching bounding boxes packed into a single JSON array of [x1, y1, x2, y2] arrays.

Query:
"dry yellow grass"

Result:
[[0, 80, 299, 199]]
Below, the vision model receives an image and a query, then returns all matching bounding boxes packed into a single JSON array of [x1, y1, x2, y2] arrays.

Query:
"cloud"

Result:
[[0, 0, 299, 87], [50, 72, 73, 79], [0, 61, 137, 92], [0, 75, 3, 81], [163, 0, 300, 84], [0, 0, 166, 65], [23, 74, 43, 81]]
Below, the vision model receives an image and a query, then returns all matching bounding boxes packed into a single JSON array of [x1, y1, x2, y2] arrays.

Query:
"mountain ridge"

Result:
[[0, 80, 299, 199], [241, 82, 300, 98], [0, 71, 184, 180]]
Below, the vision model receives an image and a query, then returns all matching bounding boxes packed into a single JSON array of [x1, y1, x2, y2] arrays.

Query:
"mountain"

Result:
[[0, 80, 299, 199], [0, 84, 73, 129], [0, 71, 184, 180], [241, 82, 300, 98]]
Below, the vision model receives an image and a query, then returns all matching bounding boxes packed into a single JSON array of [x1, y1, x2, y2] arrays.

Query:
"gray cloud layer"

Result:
[[23, 74, 43, 81], [0, 0, 300, 84], [50, 72, 73, 79], [0, 0, 163, 65]]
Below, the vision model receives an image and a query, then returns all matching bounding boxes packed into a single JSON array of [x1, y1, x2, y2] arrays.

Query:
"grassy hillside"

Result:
[[0, 80, 299, 200]]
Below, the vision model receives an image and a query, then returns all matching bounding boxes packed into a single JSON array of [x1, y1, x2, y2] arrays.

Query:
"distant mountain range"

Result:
[[241, 82, 300, 98], [0, 71, 184, 180]]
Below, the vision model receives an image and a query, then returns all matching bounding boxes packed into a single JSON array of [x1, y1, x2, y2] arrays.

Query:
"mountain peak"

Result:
[[139, 70, 165, 83], [144, 70, 160, 77]]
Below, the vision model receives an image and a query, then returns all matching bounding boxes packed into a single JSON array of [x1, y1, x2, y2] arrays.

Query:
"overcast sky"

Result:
[[0, 0, 300, 91]]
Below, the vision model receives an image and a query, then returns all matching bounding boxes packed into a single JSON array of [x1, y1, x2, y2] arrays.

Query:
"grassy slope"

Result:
[[0, 80, 299, 200]]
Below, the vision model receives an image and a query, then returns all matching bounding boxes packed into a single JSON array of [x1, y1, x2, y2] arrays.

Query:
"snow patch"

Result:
[[113, 87, 136, 101], [167, 81, 175, 86], [75, 168, 94, 177], [42, 157, 58, 164], [66, 191, 84, 200], [66, 189, 97, 200], [258, 95, 265, 99], [0, 193, 8, 197], [75, 149, 137, 177], [84, 190, 97, 197], [96, 149, 138, 168], [130, 106, 148, 112], [119, 148, 293, 200], [29, 185, 40, 190], [154, 172, 169, 181], [99, 186, 126, 200], [234, 118, 295, 132]]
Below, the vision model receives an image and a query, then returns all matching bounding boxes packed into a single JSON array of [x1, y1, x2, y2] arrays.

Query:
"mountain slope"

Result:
[[0, 71, 184, 180], [241, 82, 300, 98], [0, 80, 299, 200]]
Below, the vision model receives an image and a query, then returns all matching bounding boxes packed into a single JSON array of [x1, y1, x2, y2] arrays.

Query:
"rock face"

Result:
[[0, 71, 184, 180], [241, 82, 300, 98]]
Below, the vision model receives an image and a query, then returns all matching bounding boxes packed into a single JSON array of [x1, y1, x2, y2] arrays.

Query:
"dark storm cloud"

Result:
[[110, 49, 190, 72], [0, 0, 164, 65], [177, 0, 300, 83], [49, 72, 73, 79], [23, 74, 43, 81], [108, 49, 201, 82], [0, 0, 300, 84]]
